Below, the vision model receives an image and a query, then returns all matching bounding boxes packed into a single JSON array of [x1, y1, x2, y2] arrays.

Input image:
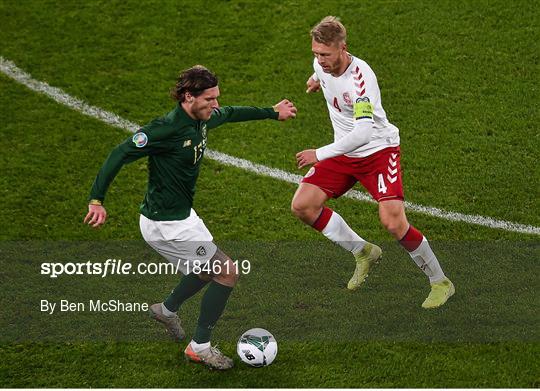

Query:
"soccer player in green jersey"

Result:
[[84, 65, 297, 370]]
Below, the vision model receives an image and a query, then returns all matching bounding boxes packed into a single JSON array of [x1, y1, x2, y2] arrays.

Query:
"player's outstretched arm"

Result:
[[206, 103, 297, 128], [272, 99, 297, 120], [84, 203, 107, 228]]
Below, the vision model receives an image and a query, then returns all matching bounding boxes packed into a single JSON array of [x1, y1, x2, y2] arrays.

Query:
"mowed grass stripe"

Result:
[[1, 55, 538, 236]]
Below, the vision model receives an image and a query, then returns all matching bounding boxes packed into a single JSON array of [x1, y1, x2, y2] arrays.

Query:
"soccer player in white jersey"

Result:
[[292, 16, 454, 308]]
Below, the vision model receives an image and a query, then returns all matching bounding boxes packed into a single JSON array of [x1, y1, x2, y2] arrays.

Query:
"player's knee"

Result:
[[212, 257, 240, 287], [290, 198, 304, 216], [291, 198, 316, 220], [380, 216, 407, 238], [215, 265, 239, 287]]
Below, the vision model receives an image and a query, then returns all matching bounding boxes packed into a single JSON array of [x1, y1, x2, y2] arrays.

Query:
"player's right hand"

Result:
[[84, 204, 107, 228], [306, 77, 321, 93]]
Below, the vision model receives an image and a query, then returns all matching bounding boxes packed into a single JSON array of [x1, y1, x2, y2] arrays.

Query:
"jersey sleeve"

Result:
[[315, 122, 374, 161], [88, 119, 177, 203], [206, 106, 278, 129]]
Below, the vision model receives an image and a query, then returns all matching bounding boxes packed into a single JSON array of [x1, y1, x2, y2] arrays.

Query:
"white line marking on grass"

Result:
[[2, 56, 538, 236]]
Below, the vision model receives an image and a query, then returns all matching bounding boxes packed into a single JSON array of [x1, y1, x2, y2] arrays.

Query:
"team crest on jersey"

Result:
[[343, 92, 352, 105], [132, 132, 148, 148]]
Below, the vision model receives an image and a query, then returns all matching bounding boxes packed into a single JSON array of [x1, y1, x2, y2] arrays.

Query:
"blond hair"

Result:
[[310, 16, 347, 45]]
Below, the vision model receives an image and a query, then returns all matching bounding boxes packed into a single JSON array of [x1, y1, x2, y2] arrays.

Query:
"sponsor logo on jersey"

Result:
[[183, 139, 192, 147], [343, 92, 352, 105], [132, 132, 148, 148], [304, 167, 316, 178]]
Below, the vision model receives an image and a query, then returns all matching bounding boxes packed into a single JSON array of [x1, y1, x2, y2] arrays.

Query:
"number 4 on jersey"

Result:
[[378, 173, 387, 194]]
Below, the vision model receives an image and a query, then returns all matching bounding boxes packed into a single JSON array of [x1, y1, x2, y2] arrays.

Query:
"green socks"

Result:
[[163, 274, 234, 344], [193, 281, 234, 343], [163, 273, 208, 312]]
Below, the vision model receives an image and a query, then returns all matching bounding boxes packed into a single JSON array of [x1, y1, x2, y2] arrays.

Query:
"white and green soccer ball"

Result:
[[237, 328, 278, 367]]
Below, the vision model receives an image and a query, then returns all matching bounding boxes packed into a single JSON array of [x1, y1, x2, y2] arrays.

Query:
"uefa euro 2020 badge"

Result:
[[132, 132, 148, 148]]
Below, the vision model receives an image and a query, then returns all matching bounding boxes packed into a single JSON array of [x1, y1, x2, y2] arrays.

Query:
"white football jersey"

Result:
[[313, 55, 400, 158]]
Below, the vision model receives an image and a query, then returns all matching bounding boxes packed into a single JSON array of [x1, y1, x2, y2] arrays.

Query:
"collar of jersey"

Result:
[[341, 53, 355, 76]]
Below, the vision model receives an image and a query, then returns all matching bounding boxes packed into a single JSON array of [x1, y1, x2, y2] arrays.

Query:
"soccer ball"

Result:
[[237, 328, 278, 367]]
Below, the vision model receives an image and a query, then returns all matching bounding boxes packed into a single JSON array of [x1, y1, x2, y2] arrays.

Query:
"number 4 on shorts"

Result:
[[378, 173, 387, 194]]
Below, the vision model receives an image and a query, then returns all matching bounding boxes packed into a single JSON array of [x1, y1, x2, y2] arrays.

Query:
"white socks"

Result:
[[408, 237, 446, 283], [190, 340, 211, 352], [319, 209, 446, 284], [161, 302, 176, 317], [321, 211, 366, 254]]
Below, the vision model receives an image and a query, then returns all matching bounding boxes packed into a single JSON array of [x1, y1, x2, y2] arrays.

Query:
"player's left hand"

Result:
[[296, 149, 318, 169], [273, 99, 297, 120]]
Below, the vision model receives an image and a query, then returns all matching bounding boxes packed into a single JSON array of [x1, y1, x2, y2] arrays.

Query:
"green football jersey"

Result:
[[89, 104, 278, 220]]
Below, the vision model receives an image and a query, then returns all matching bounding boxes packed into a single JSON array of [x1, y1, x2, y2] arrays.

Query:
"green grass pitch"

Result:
[[0, 0, 538, 387]]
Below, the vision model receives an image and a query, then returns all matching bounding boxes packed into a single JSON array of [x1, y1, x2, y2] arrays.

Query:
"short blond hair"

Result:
[[310, 16, 347, 45]]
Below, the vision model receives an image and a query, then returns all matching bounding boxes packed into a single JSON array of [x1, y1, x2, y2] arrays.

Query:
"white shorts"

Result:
[[139, 209, 218, 275]]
